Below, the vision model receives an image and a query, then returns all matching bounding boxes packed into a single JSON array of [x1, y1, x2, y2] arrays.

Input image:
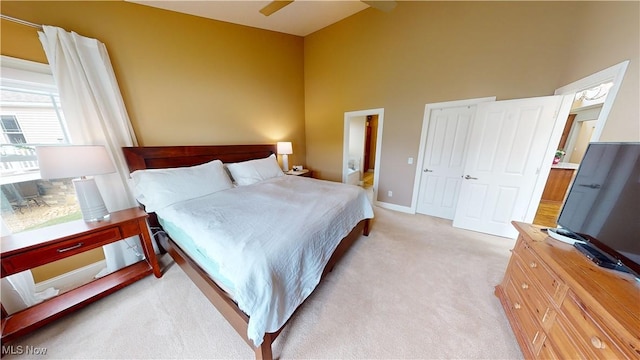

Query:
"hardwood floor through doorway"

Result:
[[533, 200, 562, 228], [362, 171, 373, 189]]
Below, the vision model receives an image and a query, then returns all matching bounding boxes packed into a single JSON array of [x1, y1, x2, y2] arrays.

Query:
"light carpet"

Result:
[[4, 207, 523, 359]]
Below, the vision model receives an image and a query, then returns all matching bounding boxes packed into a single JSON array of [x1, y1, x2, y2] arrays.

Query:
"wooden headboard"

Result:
[[122, 144, 277, 232], [122, 144, 277, 173]]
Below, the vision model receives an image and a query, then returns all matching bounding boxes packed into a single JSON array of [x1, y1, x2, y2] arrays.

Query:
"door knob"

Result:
[[424, 169, 433, 172], [464, 175, 478, 180]]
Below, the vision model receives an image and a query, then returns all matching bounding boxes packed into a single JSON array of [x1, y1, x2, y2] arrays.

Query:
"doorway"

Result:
[[532, 61, 629, 228], [343, 108, 384, 204]]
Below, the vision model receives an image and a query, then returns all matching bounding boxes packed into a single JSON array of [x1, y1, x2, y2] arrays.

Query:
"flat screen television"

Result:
[[556, 142, 640, 278]]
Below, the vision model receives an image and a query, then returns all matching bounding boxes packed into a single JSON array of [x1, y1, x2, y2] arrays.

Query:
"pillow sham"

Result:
[[130, 159, 233, 212], [226, 154, 284, 186]]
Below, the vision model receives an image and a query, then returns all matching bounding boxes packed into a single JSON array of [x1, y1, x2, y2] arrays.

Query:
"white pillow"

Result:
[[226, 154, 284, 186], [130, 159, 233, 212]]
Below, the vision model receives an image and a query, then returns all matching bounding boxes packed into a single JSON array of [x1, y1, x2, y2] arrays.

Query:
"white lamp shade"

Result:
[[277, 141, 293, 155], [36, 145, 116, 179]]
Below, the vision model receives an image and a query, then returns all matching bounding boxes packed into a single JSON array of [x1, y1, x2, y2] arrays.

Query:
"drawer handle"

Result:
[[532, 331, 540, 345], [591, 336, 605, 349], [514, 302, 522, 310], [530, 261, 537, 268], [521, 283, 529, 290], [542, 308, 550, 323], [57, 242, 84, 253]]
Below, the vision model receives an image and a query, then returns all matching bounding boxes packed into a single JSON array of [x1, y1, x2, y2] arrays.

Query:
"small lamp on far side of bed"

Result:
[[36, 145, 116, 222], [277, 141, 293, 172]]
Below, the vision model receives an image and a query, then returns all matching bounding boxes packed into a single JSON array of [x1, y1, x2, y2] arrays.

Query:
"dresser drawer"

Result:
[[560, 291, 634, 359], [504, 273, 546, 355], [515, 240, 567, 304], [511, 258, 556, 331], [539, 338, 561, 360], [2, 227, 121, 274], [548, 314, 592, 360]]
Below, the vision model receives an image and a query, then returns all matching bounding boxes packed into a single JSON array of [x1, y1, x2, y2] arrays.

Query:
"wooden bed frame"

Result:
[[122, 144, 370, 360]]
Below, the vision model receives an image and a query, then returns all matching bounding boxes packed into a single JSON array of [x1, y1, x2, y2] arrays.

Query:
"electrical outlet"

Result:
[[388, 190, 393, 197]]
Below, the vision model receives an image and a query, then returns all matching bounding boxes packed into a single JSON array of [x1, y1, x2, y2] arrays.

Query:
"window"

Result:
[[1, 56, 80, 234], [1, 115, 26, 144]]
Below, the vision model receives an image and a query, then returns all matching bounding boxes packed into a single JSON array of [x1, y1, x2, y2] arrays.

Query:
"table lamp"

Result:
[[36, 145, 116, 222], [277, 141, 293, 172]]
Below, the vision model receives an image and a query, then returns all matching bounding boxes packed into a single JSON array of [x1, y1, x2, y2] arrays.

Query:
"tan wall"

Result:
[[31, 248, 105, 283], [557, 2, 639, 143], [1, 0, 305, 281], [305, 1, 639, 207], [0, 0, 307, 165], [2, 1, 637, 210]]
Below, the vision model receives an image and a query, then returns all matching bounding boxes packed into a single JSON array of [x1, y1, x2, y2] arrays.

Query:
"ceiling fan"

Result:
[[259, 0, 397, 17]]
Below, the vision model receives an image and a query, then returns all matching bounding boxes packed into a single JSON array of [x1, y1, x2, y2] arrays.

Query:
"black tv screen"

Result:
[[557, 142, 640, 275]]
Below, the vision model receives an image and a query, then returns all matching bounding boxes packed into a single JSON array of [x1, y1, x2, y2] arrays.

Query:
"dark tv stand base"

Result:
[[573, 242, 638, 278]]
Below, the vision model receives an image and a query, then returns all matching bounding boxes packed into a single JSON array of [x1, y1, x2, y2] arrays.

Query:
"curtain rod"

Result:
[[1, 14, 43, 30]]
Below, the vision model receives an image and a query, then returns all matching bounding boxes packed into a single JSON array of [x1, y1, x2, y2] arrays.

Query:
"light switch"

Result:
[[408, 157, 414, 164]]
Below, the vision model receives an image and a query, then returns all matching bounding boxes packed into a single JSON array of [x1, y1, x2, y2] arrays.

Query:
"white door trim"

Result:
[[554, 60, 629, 142], [525, 94, 575, 222], [343, 108, 384, 205], [411, 96, 496, 213]]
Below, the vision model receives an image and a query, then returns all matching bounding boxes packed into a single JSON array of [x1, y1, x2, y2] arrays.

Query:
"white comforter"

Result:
[[155, 175, 374, 346]]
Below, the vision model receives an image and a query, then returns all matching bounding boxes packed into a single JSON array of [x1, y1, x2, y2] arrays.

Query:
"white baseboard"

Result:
[[375, 201, 414, 214], [35, 260, 107, 293]]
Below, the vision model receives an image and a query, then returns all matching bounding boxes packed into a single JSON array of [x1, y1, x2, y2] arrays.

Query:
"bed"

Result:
[[122, 144, 373, 360]]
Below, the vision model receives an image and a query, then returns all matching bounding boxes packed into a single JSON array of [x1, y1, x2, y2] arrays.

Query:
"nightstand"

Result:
[[286, 169, 312, 177], [1, 207, 161, 343]]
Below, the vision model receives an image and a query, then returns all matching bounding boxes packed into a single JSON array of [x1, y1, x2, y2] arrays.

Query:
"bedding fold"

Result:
[[155, 176, 374, 346]]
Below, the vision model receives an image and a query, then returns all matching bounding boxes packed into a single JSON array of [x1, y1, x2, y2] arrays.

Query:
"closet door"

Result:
[[416, 106, 474, 219], [452, 95, 573, 238]]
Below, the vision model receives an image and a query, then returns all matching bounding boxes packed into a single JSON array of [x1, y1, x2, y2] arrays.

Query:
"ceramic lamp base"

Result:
[[73, 177, 110, 222]]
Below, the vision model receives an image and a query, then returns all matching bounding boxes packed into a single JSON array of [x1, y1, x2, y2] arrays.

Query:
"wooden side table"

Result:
[[285, 169, 312, 177], [1, 207, 161, 343]]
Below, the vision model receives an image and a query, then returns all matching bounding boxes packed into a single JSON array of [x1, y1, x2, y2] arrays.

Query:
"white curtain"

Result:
[[38, 25, 144, 273], [1, 271, 58, 314]]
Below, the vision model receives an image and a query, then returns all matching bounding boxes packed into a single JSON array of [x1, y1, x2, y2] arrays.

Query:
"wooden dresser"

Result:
[[495, 222, 640, 359]]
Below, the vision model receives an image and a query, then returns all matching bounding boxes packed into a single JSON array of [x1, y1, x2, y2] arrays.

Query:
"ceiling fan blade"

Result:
[[361, 0, 397, 12], [259, 1, 294, 16]]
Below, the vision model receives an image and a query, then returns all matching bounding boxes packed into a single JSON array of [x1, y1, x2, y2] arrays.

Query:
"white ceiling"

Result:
[[126, 0, 371, 37]]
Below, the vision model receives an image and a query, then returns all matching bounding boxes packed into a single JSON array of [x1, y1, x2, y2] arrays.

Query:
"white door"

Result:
[[452, 95, 572, 238], [416, 106, 475, 219]]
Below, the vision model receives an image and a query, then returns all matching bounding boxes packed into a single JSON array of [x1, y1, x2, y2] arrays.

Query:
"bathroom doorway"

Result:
[[343, 108, 384, 204]]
